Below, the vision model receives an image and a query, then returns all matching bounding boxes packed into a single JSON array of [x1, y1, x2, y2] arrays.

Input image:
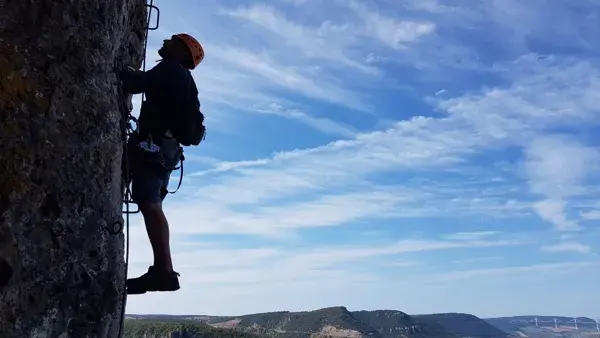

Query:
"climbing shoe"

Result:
[[126, 265, 180, 295]]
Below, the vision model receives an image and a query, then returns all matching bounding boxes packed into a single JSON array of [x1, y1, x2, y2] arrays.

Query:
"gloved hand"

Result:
[[118, 65, 137, 79]]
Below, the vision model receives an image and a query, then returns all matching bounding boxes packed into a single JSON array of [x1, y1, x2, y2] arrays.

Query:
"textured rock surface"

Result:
[[0, 0, 146, 337]]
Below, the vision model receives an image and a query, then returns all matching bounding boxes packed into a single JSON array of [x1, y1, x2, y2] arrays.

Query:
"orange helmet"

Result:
[[175, 33, 204, 70]]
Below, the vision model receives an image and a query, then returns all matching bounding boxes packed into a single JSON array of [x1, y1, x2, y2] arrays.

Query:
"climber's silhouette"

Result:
[[119, 33, 205, 294]]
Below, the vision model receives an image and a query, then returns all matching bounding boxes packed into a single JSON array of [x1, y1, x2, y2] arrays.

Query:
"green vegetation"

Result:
[[232, 306, 378, 336], [124, 310, 600, 338], [352, 310, 453, 338], [132, 307, 454, 337], [123, 319, 261, 338], [413, 313, 506, 338]]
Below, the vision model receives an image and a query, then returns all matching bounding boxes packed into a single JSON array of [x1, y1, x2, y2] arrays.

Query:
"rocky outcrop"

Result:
[[0, 0, 147, 337], [202, 307, 447, 337]]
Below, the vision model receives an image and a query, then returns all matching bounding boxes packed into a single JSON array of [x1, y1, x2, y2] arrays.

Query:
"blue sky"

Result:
[[125, 0, 600, 318]]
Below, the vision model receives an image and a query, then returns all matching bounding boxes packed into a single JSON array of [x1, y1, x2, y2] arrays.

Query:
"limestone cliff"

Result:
[[0, 0, 147, 337]]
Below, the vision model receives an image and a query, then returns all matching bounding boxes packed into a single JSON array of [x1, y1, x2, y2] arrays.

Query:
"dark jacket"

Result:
[[119, 59, 198, 140]]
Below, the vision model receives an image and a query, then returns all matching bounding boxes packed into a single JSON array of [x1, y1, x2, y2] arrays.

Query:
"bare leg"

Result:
[[139, 202, 173, 272]]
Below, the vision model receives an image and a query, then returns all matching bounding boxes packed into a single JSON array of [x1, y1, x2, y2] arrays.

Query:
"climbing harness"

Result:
[[114, 2, 160, 338], [126, 131, 186, 197]]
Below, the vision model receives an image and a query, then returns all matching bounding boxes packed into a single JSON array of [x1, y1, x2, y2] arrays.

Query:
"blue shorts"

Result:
[[129, 136, 181, 205]]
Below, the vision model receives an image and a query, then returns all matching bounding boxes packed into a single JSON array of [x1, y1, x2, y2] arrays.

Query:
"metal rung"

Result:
[[146, 4, 160, 31], [123, 201, 140, 214]]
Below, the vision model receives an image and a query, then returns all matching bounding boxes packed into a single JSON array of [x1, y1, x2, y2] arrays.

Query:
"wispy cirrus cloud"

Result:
[[254, 103, 357, 137], [540, 241, 592, 254], [443, 231, 501, 241], [221, 4, 378, 74], [430, 261, 600, 283]]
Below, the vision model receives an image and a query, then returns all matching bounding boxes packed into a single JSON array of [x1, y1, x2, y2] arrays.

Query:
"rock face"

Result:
[[0, 0, 146, 337]]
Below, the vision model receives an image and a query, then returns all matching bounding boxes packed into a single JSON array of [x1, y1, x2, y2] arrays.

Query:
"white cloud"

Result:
[[366, 53, 387, 64], [525, 136, 600, 198], [254, 103, 357, 137], [222, 2, 435, 72], [453, 256, 502, 265], [532, 199, 579, 232], [430, 261, 600, 282], [524, 135, 600, 231], [443, 231, 501, 241], [189, 116, 477, 194], [279, 239, 530, 270], [438, 56, 600, 142], [384, 260, 421, 268], [200, 43, 369, 111], [540, 241, 592, 254], [221, 4, 377, 74], [347, 1, 436, 49], [405, 0, 455, 14], [165, 189, 418, 236], [581, 210, 600, 220]]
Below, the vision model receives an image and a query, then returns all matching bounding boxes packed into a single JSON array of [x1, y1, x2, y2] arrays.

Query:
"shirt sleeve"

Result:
[[119, 62, 173, 94], [119, 69, 148, 94]]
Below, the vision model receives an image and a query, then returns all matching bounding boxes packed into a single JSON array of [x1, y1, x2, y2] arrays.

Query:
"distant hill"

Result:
[[127, 306, 453, 337], [414, 313, 508, 338], [485, 316, 600, 338], [208, 306, 384, 337], [125, 307, 500, 337], [351, 310, 455, 337], [124, 309, 597, 338]]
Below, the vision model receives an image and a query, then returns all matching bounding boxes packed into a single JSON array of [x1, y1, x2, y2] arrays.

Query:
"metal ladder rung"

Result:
[[146, 4, 160, 31]]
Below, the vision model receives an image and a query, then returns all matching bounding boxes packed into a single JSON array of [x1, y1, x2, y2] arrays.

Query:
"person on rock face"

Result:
[[118, 33, 204, 295]]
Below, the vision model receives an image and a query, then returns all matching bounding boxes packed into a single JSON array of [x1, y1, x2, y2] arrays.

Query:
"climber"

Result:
[[118, 33, 205, 295]]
